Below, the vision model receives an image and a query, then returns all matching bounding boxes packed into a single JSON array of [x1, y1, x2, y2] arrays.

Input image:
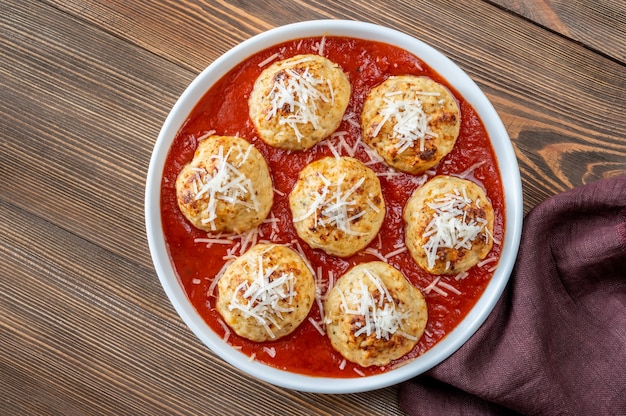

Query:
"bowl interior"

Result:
[[145, 19, 523, 393]]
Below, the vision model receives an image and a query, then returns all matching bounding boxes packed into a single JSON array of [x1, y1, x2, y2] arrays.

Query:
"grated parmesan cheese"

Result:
[[263, 346, 277, 358], [258, 52, 280, 67], [196, 130, 217, 142], [325, 130, 355, 158], [314, 35, 326, 56], [208, 259, 234, 297], [457, 160, 486, 179], [363, 247, 388, 262], [338, 269, 415, 341], [430, 285, 448, 297], [343, 111, 360, 129], [290, 239, 316, 277], [193, 144, 259, 231], [308, 317, 326, 336], [423, 276, 441, 295], [384, 246, 407, 259], [267, 59, 331, 143], [324, 139, 342, 159], [228, 254, 298, 339], [327, 270, 335, 297], [292, 172, 373, 236], [217, 318, 232, 343], [477, 256, 498, 268], [437, 280, 462, 295], [454, 271, 470, 281], [421, 187, 488, 270], [374, 91, 439, 153]]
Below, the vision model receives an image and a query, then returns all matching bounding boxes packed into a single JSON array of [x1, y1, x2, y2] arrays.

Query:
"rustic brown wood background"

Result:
[[2, 0, 625, 414]]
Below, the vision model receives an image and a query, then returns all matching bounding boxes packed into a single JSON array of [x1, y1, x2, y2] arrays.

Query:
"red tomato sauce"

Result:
[[160, 36, 505, 378]]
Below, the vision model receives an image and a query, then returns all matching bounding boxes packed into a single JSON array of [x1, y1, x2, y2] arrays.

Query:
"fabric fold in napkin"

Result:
[[399, 174, 626, 416]]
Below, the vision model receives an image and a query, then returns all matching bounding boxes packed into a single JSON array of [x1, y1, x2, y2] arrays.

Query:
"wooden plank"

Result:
[[489, 0, 626, 62], [1, 0, 193, 268]]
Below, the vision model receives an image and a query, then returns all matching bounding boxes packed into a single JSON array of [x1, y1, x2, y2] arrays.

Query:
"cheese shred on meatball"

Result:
[[216, 244, 316, 342], [361, 75, 460, 174], [175, 135, 273, 234], [404, 175, 495, 275], [289, 156, 385, 257], [324, 262, 427, 367], [249, 54, 351, 151]]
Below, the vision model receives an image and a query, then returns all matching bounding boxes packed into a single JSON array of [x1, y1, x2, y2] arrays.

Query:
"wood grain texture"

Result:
[[2, 0, 189, 268], [1, 0, 625, 414], [489, 0, 626, 62]]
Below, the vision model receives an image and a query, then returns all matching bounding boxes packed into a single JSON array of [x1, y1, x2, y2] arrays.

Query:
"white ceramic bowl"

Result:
[[145, 20, 523, 393]]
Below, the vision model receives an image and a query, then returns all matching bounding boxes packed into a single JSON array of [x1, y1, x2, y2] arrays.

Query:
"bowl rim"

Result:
[[145, 19, 523, 393]]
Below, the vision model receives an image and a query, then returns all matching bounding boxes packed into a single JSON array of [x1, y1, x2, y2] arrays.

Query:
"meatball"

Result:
[[361, 75, 460, 174], [289, 156, 385, 257], [216, 243, 316, 342], [249, 54, 351, 151], [324, 261, 428, 367], [175, 135, 273, 233], [403, 175, 495, 274]]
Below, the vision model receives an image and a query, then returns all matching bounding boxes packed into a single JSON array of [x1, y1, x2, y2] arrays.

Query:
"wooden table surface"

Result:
[[2, 1, 625, 414]]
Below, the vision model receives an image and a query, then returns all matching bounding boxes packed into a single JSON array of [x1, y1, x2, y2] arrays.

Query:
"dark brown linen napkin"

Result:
[[399, 174, 626, 416]]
